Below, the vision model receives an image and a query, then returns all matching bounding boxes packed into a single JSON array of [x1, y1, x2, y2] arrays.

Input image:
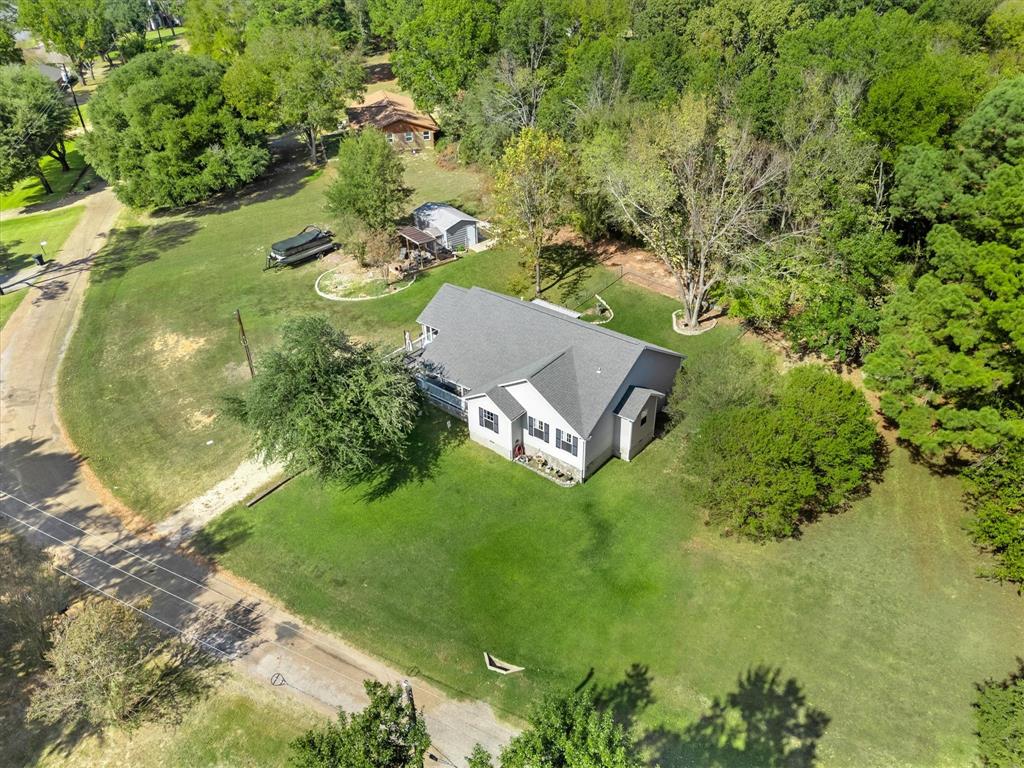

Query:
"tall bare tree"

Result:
[[585, 96, 797, 330]]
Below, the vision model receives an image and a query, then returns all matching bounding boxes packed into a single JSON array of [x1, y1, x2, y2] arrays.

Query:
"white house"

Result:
[[412, 203, 481, 251], [411, 285, 683, 482]]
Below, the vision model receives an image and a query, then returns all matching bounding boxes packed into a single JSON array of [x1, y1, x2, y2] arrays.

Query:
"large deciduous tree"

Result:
[[687, 365, 878, 540], [494, 127, 571, 296], [325, 128, 409, 231], [392, 0, 498, 110], [18, 0, 112, 81], [82, 50, 269, 208], [474, 690, 642, 768], [183, 0, 248, 62], [27, 598, 185, 729], [290, 680, 429, 768], [223, 315, 418, 484], [223, 26, 364, 164], [0, 65, 73, 194], [584, 96, 794, 330], [865, 76, 1024, 456]]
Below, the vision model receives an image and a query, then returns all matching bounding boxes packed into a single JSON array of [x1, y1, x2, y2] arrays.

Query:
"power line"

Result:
[[28, 556, 478, 765], [0, 488, 370, 667], [0, 493, 512, 748], [0, 504, 378, 686]]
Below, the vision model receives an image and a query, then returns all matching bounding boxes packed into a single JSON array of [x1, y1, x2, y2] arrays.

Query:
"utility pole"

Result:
[[59, 62, 88, 133], [236, 309, 255, 379]]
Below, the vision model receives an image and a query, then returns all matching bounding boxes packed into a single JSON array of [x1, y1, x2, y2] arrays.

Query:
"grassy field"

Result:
[[58, 157, 493, 519], [0, 142, 94, 214], [1, 205, 87, 277], [197, 388, 1024, 768]]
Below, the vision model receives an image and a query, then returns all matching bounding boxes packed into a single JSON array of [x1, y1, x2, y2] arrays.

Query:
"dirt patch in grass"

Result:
[[152, 331, 207, 366], [187, 410, 216, 430]]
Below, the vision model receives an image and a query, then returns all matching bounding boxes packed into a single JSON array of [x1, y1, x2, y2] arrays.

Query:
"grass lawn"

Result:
[[198, 402, 1024, 768], [0, 142, 94, 214], [1, 205, 87, 277], [363, 52, 406, 97], [58, 158, 493, 519], [0, 290, 27, 330]]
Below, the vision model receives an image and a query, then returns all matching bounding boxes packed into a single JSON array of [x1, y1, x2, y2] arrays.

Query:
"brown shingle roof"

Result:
[[346, 91, 439, 132]]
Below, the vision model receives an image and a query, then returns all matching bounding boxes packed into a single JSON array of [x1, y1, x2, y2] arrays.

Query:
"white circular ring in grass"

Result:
[[672, 309, 717, 335], [315, 266, 417, 302]]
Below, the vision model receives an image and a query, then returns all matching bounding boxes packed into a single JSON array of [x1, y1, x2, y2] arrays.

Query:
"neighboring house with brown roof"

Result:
[[346, 91, 440, 150]]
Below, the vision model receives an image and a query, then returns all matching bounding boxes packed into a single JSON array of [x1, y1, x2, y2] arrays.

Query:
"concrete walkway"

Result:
[[0, 187, 517, 765]]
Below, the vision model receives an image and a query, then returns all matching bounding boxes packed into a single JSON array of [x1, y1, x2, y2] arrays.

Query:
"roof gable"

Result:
[[346, 91, 440, 132], [416, 286, 681, 435]]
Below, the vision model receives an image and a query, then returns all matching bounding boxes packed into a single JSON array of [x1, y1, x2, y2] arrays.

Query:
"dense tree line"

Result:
[[373, 0, 1023, 579]]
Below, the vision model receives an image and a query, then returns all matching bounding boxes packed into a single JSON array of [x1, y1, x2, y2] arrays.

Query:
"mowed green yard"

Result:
[[57, 156, 1024, 766]]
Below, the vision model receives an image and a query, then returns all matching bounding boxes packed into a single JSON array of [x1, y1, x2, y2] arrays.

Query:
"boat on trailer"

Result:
[[266, 226, 335, 269]]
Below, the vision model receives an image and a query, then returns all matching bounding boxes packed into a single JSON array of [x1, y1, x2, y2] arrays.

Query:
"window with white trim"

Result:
[[386, 133, 394, 143], [404, 131, 413, 142], [422, 130, 431, 141], [527, 416, 549, 442], [478, 408, 499, 433], [555, 428, 578, 456]]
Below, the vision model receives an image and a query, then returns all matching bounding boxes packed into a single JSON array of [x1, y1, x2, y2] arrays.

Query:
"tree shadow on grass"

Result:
[[586, 664, 829, 768], [90, 220, 199, 283], [364, 60, 394, 84], [359, 405, 467, 502], [191, 513, 256, 559], [0, 237, 34, 276], [539, 243, 599, 305], [647, 666, 830, 768]]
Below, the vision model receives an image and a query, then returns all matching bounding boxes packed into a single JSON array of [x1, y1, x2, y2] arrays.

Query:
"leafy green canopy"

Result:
[[290, 680, 429, 768], [392, 0, 499, 109], [0, 64, 73, 193], [866, 76, 1024, 455], [974, 661, 1024, 768], [223, 315, 419, 484], [325, 129, 410, 231], [687, 365, 878, 540], [185, 0, 358, 62], [493, 690, 642, 768], [494, 128, 571, 296], [223, 25, 365, 163], [964, 441, 1024, 586], [82, 50, 269, 208]]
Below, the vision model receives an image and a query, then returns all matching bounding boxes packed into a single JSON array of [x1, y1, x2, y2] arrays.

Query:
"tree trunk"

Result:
[[48, 140, 70, 171], [35, 165, 53, 194], [305, 126, 319, 164], [534, 253, 542, 297]]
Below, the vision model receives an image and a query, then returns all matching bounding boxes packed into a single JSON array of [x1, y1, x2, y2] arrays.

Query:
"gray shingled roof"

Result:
[[416, 285, 681, 436], [413, 203, 479, 234], [615, 387, 663, 421], [474, 386, 526, 420]]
